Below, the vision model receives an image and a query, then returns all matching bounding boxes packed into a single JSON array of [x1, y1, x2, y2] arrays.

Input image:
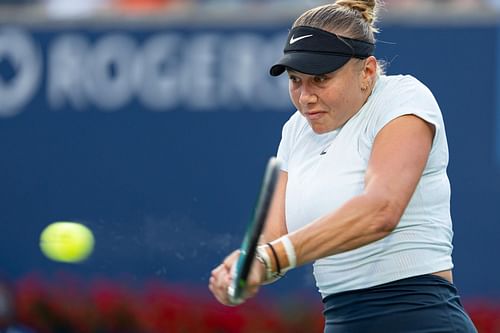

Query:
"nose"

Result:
[[298, 84, 318, 106]]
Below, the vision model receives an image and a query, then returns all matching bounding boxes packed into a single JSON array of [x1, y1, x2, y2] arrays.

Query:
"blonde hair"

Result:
[[293, 1, 385, 74], [293, 0, 380, 42]]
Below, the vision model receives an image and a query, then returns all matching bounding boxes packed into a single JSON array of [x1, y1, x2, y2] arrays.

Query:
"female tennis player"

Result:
[[209, 1, 478, 331]]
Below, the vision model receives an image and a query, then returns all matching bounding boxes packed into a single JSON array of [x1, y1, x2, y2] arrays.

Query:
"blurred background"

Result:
[[0, 0, 499, 332]]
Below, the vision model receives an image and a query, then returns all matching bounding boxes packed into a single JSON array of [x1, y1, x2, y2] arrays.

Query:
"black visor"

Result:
[[270, 26, 375, 76]]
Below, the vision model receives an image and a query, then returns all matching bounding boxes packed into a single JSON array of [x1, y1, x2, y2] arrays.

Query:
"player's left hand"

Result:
[[208, 250, 265, 306]]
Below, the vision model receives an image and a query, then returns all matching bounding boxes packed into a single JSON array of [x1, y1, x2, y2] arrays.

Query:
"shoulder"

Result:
[[362, 74, 444, 141], [281, 110, 308, 138], [377, 75, 438, 107], [277, 110, 309, 170]]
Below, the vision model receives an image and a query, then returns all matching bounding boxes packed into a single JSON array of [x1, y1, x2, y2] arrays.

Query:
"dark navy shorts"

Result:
[[323, 274, 477, 333]]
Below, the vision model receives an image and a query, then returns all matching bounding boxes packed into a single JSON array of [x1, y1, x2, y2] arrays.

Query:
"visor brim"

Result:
[[269, 52, 351, 76]]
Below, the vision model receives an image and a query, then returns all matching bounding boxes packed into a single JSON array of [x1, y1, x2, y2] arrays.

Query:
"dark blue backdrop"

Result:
[[0, 21, 498, 300]]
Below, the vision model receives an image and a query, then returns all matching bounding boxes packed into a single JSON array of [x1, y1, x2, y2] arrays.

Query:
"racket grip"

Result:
[[227, 255, 245, 305]]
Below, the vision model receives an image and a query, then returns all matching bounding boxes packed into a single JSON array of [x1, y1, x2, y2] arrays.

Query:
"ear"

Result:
[[360, 56, 377, 86]]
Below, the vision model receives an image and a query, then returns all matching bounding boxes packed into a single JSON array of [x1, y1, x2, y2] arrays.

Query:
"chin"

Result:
[[312, 128, 327, 134], [309, 122, 333, 134]]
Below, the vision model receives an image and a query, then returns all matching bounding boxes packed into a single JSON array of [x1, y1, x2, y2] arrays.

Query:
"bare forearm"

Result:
[[288, 193, 398, 266]]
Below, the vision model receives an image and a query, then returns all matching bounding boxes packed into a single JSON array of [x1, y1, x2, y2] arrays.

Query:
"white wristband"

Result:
[[280, 235, 297, 270], [256, 245, 274, 281]]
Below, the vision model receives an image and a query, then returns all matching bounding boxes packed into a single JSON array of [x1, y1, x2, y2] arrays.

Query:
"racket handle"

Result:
[[228, 257, 245, 305]]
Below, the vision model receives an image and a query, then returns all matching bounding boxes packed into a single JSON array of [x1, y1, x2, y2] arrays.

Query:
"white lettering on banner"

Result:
[[0, 28, 289, 116], [220, 33, 284, 109], [134, 34, 182, 110], [255, 33, 290, 109], [48, 31, 290, 112], [0, 28, 41, 118], [49, 34, 137, 111], [84, 34, 137, 111], [180, 33, 220, 110], [48, 34, 90, 110], [219, 34, 263, 104]]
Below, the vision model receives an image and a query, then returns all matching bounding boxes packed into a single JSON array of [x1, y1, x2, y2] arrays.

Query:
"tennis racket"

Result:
[[227, 156, 281, 305]]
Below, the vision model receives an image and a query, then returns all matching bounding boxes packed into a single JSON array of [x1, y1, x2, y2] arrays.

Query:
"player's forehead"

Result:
[[286, 69, 314, 77], [286, 68, 338, 78]]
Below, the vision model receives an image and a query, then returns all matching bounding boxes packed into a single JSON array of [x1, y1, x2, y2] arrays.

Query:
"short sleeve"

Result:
[[277, 119, 292, 172], [369, 77, 443, 143], [357, 76, 447, 166], [276, 111, 303, 172]]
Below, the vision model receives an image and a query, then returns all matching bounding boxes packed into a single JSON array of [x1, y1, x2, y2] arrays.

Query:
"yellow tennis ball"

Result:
[[40, 222, 94, 263]]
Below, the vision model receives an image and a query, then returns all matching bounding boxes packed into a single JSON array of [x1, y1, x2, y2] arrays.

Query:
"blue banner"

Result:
[[497, 26, 500, 168], [0, 26, 291, 117], [0, 22, 499, 300]]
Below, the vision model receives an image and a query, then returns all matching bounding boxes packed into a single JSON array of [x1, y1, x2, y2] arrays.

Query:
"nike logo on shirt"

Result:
[[289, 34, 313, 44]]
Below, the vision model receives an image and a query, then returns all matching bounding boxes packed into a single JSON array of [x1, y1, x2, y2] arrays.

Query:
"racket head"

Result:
[[227, 157, 281, 305]]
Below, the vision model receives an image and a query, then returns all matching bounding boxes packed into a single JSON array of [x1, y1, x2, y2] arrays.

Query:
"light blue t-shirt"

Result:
[[277, 74, 454, 297]]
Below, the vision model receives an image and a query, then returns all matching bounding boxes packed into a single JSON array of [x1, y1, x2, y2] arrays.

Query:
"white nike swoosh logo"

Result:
[[289, 34, 313, 44]]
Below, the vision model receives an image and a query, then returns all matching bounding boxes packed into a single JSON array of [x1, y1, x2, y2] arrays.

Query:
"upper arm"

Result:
[[364, 114, 435, 229], [261, 170, 288, 242]]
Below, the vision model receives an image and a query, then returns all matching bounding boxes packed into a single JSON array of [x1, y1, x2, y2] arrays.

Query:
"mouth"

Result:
[[304, 111, 326, 121]]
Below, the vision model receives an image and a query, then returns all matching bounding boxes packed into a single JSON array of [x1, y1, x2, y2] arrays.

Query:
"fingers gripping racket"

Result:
[[227, 157, 281, 305]]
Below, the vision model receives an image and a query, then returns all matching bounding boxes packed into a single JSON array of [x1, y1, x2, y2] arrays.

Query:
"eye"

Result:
[[313, 75, 328, 83], [288, 75, 300, 83]]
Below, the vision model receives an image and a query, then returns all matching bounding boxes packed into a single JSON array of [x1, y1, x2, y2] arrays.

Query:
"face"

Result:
[[288, 58, 374, 134]]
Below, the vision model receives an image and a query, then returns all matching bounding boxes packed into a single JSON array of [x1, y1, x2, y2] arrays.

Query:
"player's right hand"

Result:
[[208, 250, 266, 306]]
